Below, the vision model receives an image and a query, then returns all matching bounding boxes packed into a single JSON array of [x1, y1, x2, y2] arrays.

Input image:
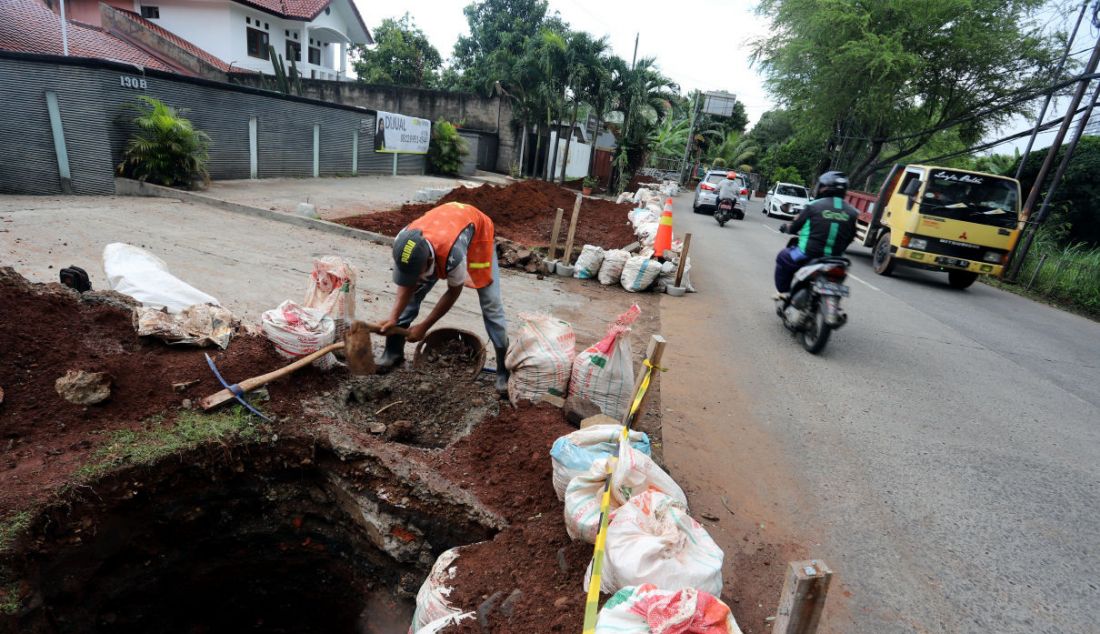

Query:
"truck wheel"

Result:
[[872, 232, 897, 276], [948, 270, 979, 289]]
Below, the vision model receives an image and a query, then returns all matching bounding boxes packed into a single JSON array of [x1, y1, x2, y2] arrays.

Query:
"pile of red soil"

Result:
[[338, 180, 637, 250], [628, 174, 658, 191], [424, 402, 590, 633], [0, 269, 339, 515]]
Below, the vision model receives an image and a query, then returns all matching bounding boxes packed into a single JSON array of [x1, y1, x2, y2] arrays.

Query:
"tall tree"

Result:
[[352, 13, 442, 88], [754, 0, 1062, 184], [451, 0, 551, 95], [613, 57, 678, 188], [557, 31, 608, 182]]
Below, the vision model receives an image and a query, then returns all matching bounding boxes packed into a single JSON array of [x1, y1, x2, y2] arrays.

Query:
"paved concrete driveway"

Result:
[[660, 195, 1100, 633]]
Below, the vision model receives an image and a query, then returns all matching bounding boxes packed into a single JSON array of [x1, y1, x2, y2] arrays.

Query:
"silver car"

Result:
[[763, 182, 811, 219], [693, 170, 749, 213]]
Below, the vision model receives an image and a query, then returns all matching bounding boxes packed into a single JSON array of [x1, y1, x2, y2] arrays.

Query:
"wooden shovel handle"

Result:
[[200, 341, 345, 410]]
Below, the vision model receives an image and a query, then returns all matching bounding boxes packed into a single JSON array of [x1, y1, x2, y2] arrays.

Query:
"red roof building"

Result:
[[2, 0, 372, 81]]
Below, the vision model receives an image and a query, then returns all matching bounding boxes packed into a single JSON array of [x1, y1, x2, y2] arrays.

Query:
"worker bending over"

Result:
[[377, 202, 509, 393]]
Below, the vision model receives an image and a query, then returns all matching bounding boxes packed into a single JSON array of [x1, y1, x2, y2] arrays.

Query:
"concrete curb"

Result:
[[114, 178, 396, 247]]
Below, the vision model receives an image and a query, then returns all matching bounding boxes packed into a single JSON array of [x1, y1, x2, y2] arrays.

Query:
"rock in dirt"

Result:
[[701, 511, 720, 522], [564, 395, 602, 427], [54, 370, 112, 405], [79, 289, 140, 312], [384, 420, 415, 442], [369, 422, 386, 434], [522, 260, 541, 274]]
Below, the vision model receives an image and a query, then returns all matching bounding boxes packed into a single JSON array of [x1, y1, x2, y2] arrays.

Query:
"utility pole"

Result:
[[1007, 30, 1100, 279], [1014, 1, 1089, 181], [613, 33, 640, 192], [59, 0, 70, 56], [679, 92, 701, 186]]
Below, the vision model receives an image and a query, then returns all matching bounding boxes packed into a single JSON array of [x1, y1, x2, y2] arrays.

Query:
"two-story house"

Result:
[[10, 0, 372, 81]]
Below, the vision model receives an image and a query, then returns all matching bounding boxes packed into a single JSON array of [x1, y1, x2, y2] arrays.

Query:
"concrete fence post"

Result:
[[313, 123, 320, 177], [44, 91, 73, 194], [351, 130, 359, 176], [248, 116, 258, 179]]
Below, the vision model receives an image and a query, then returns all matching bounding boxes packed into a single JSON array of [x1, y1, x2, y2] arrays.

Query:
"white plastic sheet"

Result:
[[102, 243, 219, 313]]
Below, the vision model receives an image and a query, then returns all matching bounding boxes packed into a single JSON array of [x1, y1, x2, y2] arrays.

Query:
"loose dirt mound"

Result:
[[425, 402, 590, 633], [0, 268, 338, 515], [338, 180, 637, 250]]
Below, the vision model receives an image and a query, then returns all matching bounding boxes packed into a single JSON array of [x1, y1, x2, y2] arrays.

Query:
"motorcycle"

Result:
[[714, 197, 744, 226], [775, 231, 850, 354]]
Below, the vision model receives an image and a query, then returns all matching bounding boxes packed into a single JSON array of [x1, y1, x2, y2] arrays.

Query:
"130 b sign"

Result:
[[119, 76, 148, 89]]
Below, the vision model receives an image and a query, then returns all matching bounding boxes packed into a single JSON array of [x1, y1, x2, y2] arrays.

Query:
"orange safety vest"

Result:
[[407, 202, 496, 289]]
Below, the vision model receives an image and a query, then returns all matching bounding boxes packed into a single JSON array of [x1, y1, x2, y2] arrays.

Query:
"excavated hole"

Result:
[[15, 439, 501, 634], [305, 365, 499, 448]]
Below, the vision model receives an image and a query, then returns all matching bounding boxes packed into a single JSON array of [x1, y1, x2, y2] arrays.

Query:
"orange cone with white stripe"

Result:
[[653, 198, 674, 256]]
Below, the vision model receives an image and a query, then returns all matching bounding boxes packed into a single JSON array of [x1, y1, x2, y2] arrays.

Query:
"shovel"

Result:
[[199, 320, 408, 411]]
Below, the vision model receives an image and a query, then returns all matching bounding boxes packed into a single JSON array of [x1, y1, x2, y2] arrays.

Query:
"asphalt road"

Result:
[[660, 194, 1100, 633]]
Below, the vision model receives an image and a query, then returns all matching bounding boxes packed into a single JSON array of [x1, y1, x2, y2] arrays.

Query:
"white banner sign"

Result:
[[374, 111, 431, 154]]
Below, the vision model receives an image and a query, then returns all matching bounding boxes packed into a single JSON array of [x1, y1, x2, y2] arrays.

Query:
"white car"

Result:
[[763, 182, 811, 219]]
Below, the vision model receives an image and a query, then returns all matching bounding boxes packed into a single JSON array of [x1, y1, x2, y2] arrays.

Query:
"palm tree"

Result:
[[584, 55, 628, 182], [613, 57, 678, 189], [557, 32, 608, 183], [709, 131, 759, 169]]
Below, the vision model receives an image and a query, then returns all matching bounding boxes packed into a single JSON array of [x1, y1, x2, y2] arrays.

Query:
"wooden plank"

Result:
[[674, 232, 693, 287], [562, 194, 582, 265], [773, 560, 833, 634], [621, 335, 666, 428], [548, 207, 564, 262]]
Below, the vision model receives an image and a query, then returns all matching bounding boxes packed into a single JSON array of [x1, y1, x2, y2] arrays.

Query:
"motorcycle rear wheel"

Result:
[[800, 309, 832, 354]]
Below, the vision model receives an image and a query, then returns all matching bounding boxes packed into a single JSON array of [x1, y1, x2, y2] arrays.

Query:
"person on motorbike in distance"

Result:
[[716, 171, 741, 207], [773, 171, 859, 300]]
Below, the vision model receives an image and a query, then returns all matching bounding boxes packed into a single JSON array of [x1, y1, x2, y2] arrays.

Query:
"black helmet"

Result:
[[814, 171, 849, 198]]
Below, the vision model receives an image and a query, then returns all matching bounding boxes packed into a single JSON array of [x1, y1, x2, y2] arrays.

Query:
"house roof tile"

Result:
[[0, 0, 176, 71]]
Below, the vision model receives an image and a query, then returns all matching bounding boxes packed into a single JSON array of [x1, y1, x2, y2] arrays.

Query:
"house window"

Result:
[[308, 46, 321, 65], [140, 5, 159, 19], [286, 40, 301, 62], [246, 27, 269, 59]]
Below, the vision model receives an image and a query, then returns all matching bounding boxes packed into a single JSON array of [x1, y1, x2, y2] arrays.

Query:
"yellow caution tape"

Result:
[[582, 357, 666, 633]]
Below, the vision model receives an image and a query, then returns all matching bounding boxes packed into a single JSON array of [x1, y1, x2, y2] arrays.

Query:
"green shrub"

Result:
[[427, 120, 468, 176], [583, 176, 598, 188], [772, 165, 802, 186], [711, 158, 727, 168], [117, 96, 211, 188]]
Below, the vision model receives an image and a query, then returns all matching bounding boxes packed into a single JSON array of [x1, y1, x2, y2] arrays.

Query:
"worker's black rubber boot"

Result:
[[494, 346, 509, 396], [376, 335, 406, 373]]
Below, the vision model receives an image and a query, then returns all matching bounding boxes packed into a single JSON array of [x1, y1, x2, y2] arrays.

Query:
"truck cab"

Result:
[[856, 164, 1022, 289]]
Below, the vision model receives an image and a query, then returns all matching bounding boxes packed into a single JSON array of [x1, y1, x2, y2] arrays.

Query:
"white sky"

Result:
[[350, 0, 776, 126]]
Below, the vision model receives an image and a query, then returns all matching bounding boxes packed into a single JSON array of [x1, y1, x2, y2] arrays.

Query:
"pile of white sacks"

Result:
[[567, 185, 694, 294], [552, 426, 744, 633], [408, 424, 746, 633]]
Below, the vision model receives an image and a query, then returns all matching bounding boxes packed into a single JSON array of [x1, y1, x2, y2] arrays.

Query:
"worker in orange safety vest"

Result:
[[377, 202, 509, 393]]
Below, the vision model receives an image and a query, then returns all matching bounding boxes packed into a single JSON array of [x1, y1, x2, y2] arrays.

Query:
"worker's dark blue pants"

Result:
[[774, 246, 807, 293]]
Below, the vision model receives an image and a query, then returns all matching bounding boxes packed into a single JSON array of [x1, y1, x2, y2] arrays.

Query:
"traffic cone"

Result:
[[653, 198, 674, 257]]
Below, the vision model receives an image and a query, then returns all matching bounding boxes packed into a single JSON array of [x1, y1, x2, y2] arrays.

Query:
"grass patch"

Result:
[[0, 582, 19, 616], [73, 408, 261, 482], [0, 512, 31, 553], [988, 240, 1100, 320]]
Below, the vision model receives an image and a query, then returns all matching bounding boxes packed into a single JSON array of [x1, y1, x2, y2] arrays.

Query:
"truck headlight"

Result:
[[908, 238, 928, 250], [983, 251, 1002, 263]]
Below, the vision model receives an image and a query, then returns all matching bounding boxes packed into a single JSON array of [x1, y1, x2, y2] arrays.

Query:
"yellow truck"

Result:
[[848, 165, 1022, 289]]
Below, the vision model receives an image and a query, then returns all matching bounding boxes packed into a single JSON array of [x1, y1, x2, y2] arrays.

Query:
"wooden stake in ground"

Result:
[[622, 334, 666, 428], [548, 207, 564, 262], [773, 560, 833, 634], [674, 232, 693, 287], [562, 194, 582, 265]]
